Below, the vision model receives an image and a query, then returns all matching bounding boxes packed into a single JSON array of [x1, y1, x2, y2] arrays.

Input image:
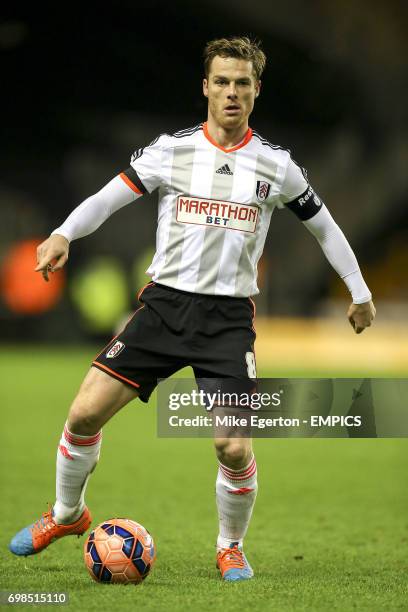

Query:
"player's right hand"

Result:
[[35, 234, 70, 282]]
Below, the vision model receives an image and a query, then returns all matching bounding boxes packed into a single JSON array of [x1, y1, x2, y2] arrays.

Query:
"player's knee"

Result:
[[214, 440, 251, 469], [67, 402, 102, 436]]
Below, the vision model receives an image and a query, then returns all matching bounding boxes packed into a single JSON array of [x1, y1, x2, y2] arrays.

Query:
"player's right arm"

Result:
[[36, 135, 164, 281], [36, 169, 147, 282]]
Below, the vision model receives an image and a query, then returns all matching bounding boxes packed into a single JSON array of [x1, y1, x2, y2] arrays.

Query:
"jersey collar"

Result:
[[202, 122, 253, 153]]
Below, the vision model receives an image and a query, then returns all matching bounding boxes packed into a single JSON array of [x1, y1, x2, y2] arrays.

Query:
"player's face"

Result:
[[203, 56, 260, 130]]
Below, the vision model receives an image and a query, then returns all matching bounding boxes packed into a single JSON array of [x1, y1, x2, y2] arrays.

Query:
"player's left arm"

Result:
[[302, 206, 375, 334], [281, 158, 376, 334]]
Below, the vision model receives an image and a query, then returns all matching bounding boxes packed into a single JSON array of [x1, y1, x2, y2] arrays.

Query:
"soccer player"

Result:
[[10, 36, 375, 581]]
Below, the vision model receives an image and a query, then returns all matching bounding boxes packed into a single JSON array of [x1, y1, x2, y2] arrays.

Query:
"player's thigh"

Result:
[[67, 366, 139, 434]]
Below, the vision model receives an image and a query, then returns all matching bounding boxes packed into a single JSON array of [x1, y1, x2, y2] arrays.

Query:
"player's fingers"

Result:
[[36, 241, 50, 264], [36, 244, 44, 264], [359, 318, 371, 329], [35, 256, 54, 282], [35, 257, 52, 272], [35, 249, 63, 271], [355, 318, 372, 333], [52, 253, 68, 271], [41, 265, 51, 283]]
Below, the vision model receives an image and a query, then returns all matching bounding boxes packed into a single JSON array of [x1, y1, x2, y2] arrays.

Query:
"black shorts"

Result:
[[92, 282, 257, 403]]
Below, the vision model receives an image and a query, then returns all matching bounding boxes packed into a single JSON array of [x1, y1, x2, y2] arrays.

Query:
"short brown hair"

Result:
[[203, 36, 266, 81]]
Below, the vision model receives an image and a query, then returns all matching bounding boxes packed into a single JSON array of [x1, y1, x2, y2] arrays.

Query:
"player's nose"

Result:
[[227, 83, 238, 98]]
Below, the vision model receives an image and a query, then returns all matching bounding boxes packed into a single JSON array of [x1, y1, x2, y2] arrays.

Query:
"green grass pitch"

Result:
[[1, 347, 407, 611]]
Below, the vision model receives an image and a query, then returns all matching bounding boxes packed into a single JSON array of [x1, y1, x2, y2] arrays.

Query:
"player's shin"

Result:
[[53, 423, 102, 524], [216, 454, 258, 550]]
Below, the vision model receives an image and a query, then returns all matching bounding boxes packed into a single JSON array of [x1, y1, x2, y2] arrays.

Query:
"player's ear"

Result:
[[203, 78, 209, 98], [255, 80, 261, 98]]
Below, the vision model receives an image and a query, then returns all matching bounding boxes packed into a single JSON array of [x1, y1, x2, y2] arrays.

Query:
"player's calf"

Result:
[[214, 446, 258, 580]]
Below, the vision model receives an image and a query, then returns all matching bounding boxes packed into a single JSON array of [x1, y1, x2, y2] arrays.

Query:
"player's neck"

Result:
[[205, 117, 249, 149]]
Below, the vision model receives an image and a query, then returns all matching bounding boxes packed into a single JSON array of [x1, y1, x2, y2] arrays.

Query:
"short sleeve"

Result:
[[277, 156, 309, 207], [129, 135, 164, 194], [277, 155, 324, 221]]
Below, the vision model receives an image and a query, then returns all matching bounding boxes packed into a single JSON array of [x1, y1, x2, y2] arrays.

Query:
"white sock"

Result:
[[216, 454, 258, 551], [53, 423, 102, 524]]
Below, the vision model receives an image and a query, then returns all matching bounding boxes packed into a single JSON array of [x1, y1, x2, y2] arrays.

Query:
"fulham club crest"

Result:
[[256, 180, 271, 202], [106, 341, 125, 359]]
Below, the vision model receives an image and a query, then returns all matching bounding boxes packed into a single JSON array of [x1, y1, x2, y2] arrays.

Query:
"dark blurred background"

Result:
[[1, 0, 407, 345]]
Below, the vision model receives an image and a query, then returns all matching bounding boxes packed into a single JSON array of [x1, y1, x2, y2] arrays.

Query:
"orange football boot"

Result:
[[9, 505, 92, 556], [216, 542, 254, 581]]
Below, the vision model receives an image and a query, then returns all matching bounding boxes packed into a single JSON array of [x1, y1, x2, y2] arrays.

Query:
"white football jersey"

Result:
[[125, 122, 315, 297]]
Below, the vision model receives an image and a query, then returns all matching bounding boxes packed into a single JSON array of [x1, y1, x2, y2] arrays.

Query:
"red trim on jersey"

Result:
[[203, 122, 253, 153], [92, 361, 141, 389], [120, 172, 143, 195]]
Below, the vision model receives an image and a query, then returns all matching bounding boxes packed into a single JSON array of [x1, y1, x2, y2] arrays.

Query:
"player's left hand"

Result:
[[347, 300, 376, 334]]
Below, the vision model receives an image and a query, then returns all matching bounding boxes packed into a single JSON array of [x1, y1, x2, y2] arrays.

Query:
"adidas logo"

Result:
[[216, 164, 233, 175]]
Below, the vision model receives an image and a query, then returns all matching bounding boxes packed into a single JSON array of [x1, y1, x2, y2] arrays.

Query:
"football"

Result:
[[84, 518, 156, 584]]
